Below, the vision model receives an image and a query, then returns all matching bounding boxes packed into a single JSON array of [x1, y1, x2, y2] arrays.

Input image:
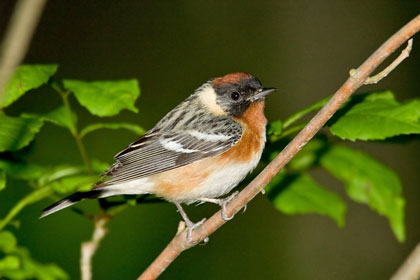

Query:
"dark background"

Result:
[[1, 1, 420, 279]]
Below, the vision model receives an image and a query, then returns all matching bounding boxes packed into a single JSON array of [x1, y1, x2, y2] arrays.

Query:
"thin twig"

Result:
[[137, 15, 420, 280], [349, 39, 413, 85], [52, 83, 94, 174], [80, 215, 109, 280], [391, 241, 420, 280], [0, 0, 47, 103]]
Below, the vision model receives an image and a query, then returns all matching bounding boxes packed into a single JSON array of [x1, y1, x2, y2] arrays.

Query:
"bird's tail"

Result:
[[40, 189, 104, 219]]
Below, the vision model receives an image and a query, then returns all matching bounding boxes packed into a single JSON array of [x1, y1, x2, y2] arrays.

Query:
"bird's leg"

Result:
[[174, 202, 206, 242], [199, 191, 239, 221]]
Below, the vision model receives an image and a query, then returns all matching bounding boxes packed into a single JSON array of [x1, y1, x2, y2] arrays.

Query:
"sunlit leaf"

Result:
[[0, 247, 68, 280], [0, 255, 20, 270], [80, 122, 145, 138], [0, 231, 17, 253], [0, 114, 44, 152], [0, 64, 58, 108], [63, 79, 140, 117], [329, 91, 420, 140], [320, 145, 405, 241]]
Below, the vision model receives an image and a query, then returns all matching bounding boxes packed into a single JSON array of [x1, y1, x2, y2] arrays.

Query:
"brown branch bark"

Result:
[[138, 15, 420, 280], [0, 0, 47, 102], [391, 241, 420, 280]]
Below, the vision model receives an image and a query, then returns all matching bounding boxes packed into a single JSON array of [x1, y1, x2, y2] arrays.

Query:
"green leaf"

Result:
[[1, 247, 68, 280], [0, 159, 47, 181], [267, 120, 283, 142], [267, 173, 347, 227], [0, 231, 17, 253], [63, 79, 140, 117], [0, 169, 5, 191], [22, 106, 77, 133], [267, 120, 283, 136], [320, 145, 405, 241], [0, 232, 68, 279], [0, 64, 58, 108], [0, 114, 44, 152], [329, 91, 420, 140], [80, 122, 145, 138], [49, 175, 98, 194], [0, 160, 98, 193], [27, 164, 98, 193], [0, 255, 20, 270], [91, 159, 110, 174], [288, 137, 328, 171], [36, 165, 86, 187], [41, 106, 77, 131]]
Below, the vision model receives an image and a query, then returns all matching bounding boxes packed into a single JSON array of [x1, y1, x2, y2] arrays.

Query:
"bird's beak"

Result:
[[249, 88, 277, 101]]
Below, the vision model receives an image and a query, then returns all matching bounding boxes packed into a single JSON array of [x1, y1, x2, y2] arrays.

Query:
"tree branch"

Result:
[[391, 241, 420, 280], [138, 15, 420, 280], [0, 0, 47, 103], [80, 215, 109, 280]]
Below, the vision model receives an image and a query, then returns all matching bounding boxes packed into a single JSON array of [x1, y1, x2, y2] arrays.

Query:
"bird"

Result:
[[40, 72, 276, 240]]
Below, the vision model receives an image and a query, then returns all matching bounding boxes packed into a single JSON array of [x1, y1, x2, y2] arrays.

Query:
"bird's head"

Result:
[[196, 72, 276, 117]]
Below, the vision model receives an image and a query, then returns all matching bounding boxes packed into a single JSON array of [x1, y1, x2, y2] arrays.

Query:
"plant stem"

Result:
[[54, 84, 94, 175], [74, 132, 94, 175], [0, 187, 52, 230]]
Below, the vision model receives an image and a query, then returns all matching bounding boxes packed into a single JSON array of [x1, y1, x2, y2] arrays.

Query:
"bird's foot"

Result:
[[199, 191, 239, 221], [184, 218, 206, 242], [219, 191, 239, 220], [174, 202, 207, 243]]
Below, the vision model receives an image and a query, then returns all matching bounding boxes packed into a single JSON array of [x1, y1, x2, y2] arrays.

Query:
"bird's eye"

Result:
[[230, 92, 240, 101]]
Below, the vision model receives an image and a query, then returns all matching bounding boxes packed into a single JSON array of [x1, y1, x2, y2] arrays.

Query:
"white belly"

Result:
[[184, 150, 263, 202]]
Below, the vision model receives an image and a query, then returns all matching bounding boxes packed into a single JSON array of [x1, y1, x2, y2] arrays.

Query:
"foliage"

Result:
[[0, 64, 419, 278], [62, 79, 140, 117], [266, 90, 420, 242], [267, 173, 347, 227], [0, 231, 68, 279], [329, 91, 420, 140], [0, 114, 44, 152], [321, 145, 405, 241], [0, 64, 58, 109]]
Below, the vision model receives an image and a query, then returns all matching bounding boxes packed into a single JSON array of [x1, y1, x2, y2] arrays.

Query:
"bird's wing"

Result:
[[102, 122, 242, 185]]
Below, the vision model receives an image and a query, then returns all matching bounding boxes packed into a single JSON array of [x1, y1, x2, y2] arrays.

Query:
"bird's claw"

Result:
[[220, 191, 239, 221], [242, 204, 247, 214], [186, 218, 206, 242]]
